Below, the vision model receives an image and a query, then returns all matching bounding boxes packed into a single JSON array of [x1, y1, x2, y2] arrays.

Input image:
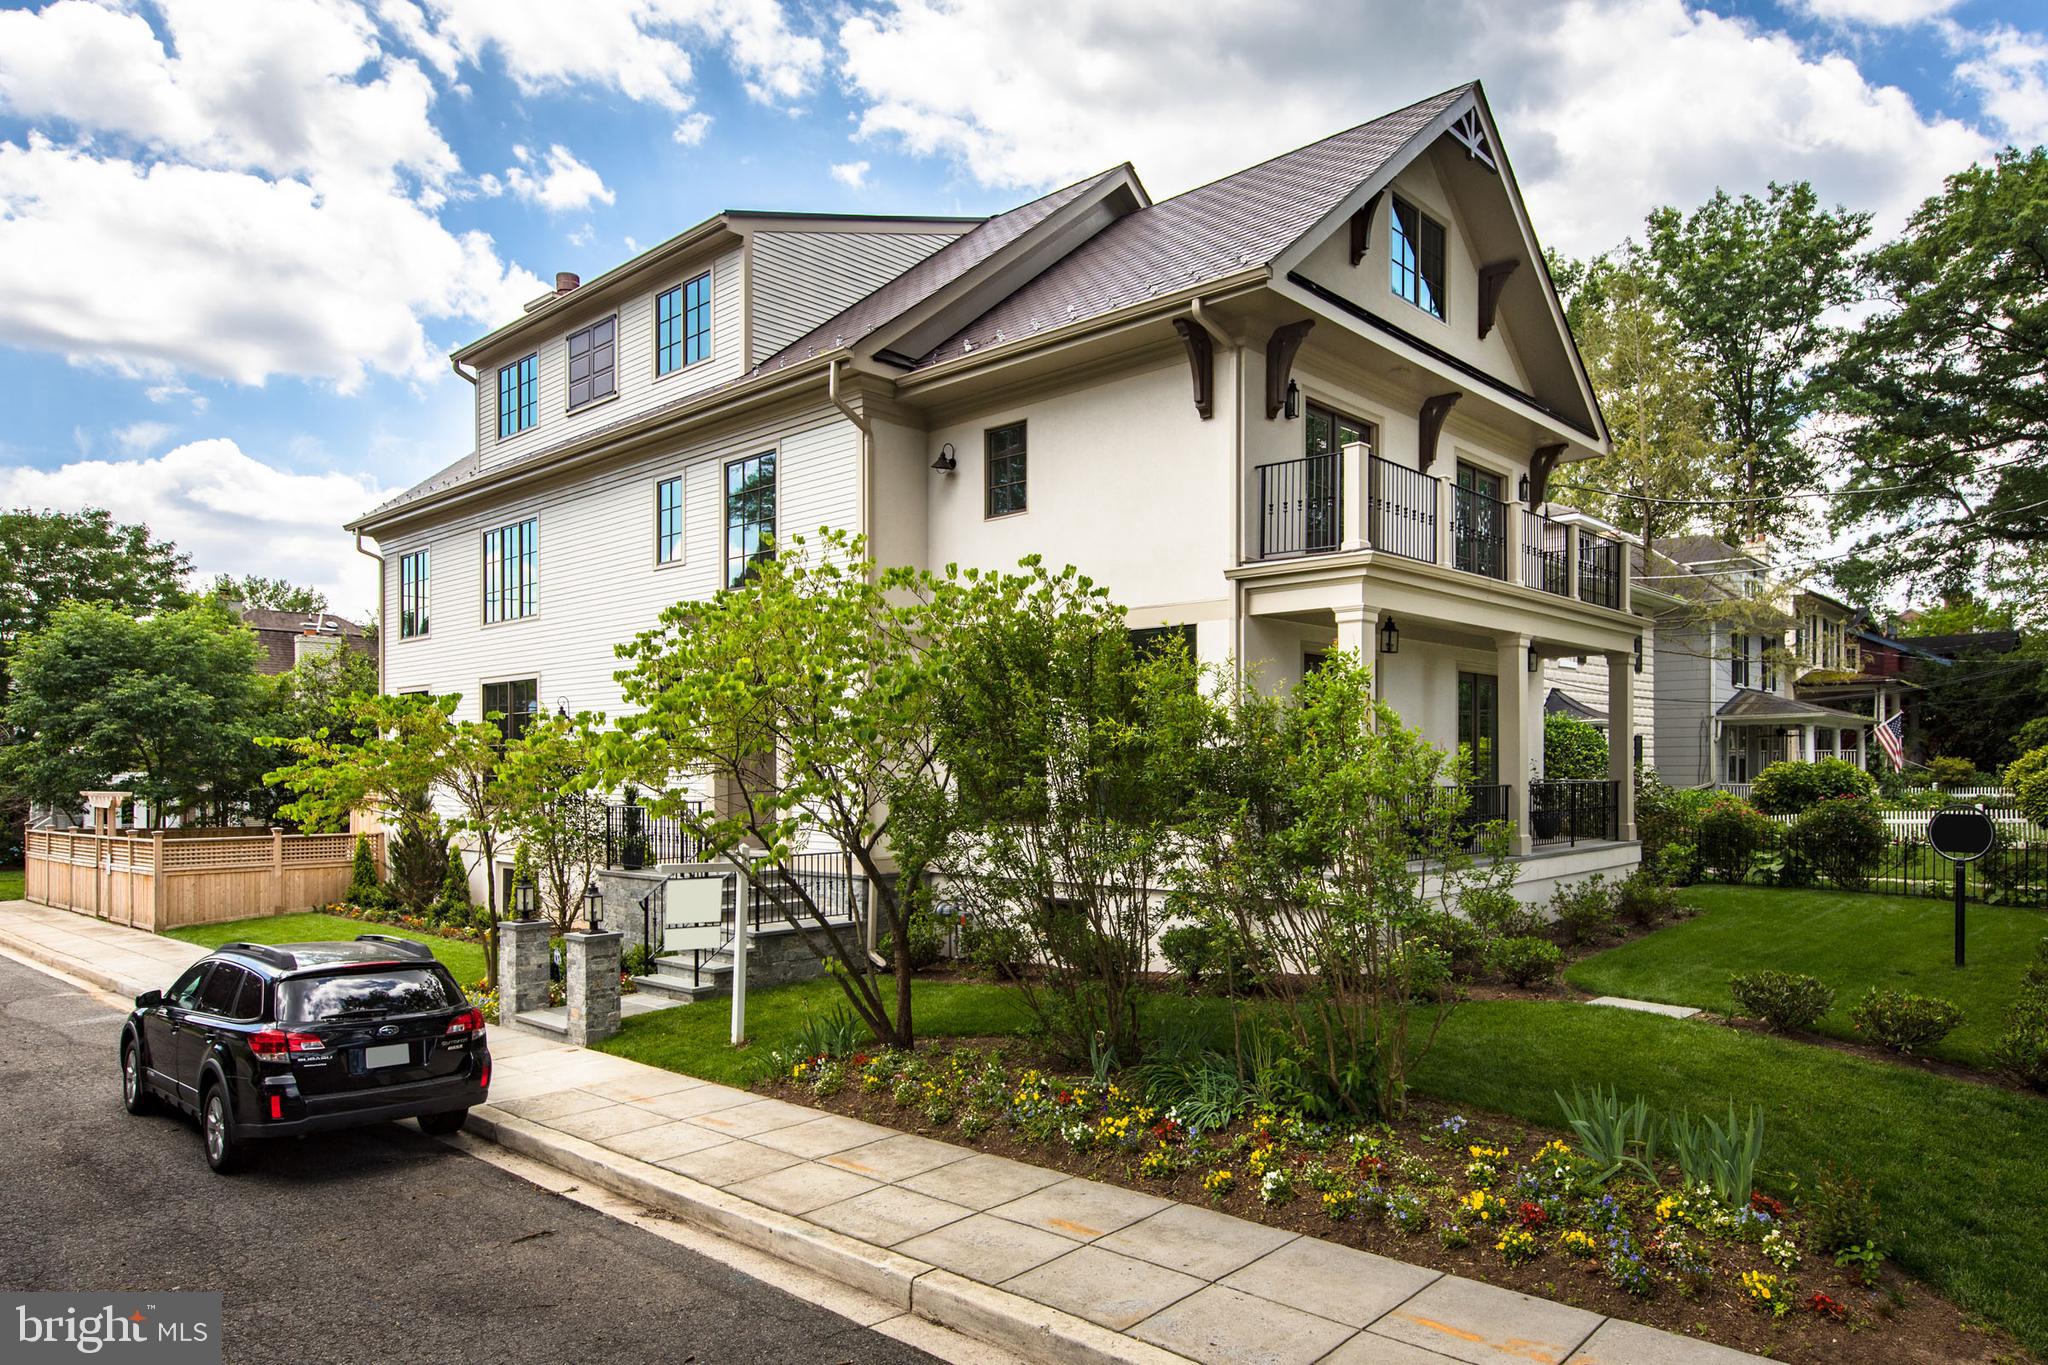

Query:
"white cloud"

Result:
[[112, 421, 175, 455], [830, 158, 871, 188], [1794, 0, 1959, 26], [1951, 24, 2048, 146], [504, 143, 616, 212], [0, 439, 392, 614], [835, 0, 1995, 256], [672, 111, 714, 146]]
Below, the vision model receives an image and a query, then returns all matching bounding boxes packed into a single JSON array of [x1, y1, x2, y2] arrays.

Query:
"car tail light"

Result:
[[446, 1008, 486, 1036], [268, 1095, 282, 1120], [480, 1059, 491, 1091], [250, 1029, 327, 1057]]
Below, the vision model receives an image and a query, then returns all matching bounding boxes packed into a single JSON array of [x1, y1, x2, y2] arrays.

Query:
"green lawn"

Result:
[[1564, 884, 2046, 1068], [597, 976, 1035, 1085], [0, 868, 22, 902], [163, 913, 487, 984], [1411, 1000, 2048, 1358]]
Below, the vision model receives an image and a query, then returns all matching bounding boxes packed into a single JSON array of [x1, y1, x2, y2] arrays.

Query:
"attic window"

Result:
[[1390, 196, 1446, 321]]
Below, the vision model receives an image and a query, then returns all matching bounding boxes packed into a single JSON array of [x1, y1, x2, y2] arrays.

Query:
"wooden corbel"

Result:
[[1264, 319, 1314, 419], [1529, 442, 1566, 507], [1348, 193, 1381, 267], [1477, 259, 1519, 341], [1417, 393, 1461, 473], [1171, 318, 1214, 420]]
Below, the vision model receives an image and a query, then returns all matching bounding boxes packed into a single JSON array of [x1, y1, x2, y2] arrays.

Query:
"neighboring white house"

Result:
[[349, 81, 1644, 899]]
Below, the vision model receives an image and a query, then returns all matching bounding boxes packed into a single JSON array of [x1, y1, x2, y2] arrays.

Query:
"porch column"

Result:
[[1435, 477, 1454, 566], [1496, 633, 1533, 855], [1607, 651, 1637, 842], [1340, 441, 1369, 552], [1505, 495, 1524, 587], [1334, 603, 1379, 693]]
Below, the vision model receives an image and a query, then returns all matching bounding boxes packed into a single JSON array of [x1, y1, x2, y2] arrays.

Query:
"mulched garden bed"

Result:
[[757, 1038, 2032, 1365]]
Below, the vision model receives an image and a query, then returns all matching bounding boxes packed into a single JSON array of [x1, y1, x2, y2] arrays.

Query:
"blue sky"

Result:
[[0, 0, 2043, 614]]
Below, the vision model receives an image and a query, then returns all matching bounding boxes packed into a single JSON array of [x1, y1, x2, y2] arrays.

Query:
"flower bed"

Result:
[[762, 1041, 2024, 1364]]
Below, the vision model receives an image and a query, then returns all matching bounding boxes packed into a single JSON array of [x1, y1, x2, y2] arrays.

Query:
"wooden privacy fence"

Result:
[[24, 829, 381, 932]]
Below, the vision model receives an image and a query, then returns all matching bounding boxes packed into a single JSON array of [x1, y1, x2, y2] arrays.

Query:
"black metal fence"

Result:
[[1256, 453, 1341, 558], [603, 800, 700, 868], [1577, 531, 1623, 609], [1370, 457, 1437, 564], [1529, 778, 1622, 845], [1522, 510, 1569, 596], [1453, 486, 1507, 580], [751, 852, 869, 930]]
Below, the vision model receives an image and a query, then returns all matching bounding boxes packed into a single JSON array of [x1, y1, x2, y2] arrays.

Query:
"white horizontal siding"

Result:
[[475, 246, 746, 471], [383, 401, 862, 727], [747, 230, 959, 364]]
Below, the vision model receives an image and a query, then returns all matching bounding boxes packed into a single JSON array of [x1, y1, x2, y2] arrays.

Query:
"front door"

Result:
[[1455, 464, 1505, 578], [1457, 672, 1499, 786]]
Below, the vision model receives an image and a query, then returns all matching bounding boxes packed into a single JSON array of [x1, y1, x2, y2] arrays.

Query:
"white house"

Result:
[[349, 81, 1645, 900]]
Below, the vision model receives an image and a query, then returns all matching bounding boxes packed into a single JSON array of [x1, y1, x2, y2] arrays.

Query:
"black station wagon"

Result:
[[119, 937, 491, 1172]]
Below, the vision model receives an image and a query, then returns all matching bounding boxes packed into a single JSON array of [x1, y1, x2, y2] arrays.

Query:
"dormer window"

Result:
[[566, 315, 617, 410], [1390, 195, 1446, 320], [496, 353, 537, 438], [656, 272, 712, 375]]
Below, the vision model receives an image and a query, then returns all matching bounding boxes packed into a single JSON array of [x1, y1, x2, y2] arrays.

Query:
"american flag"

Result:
[[1875, 712, 1906, 770]]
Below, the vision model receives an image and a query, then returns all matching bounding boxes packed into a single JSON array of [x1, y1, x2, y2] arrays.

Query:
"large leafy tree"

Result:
[[1828, 149, 2048, 621], [209, 573, 328, 615], [0, 508, 191, 712], [497, 714, 606, 936], [1644, 182, 1869, 542], [1, 600, 269, 823], [1551, 246, 1732, 548]]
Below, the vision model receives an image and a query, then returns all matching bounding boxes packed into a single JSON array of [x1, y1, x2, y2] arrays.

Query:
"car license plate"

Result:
[[364, 1042, 410, 1069]]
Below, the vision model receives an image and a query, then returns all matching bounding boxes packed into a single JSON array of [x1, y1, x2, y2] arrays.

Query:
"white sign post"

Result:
[[730, 868, 750, 1046]]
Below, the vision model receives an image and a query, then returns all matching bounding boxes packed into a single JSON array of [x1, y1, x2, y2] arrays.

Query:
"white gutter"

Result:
[[353, 531, 385, 693]]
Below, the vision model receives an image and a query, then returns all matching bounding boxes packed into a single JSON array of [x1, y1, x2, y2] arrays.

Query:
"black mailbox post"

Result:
[[1927, 806, 1997, 968]]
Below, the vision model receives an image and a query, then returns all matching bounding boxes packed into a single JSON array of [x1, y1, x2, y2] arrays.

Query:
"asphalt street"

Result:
[[0, 953, 942, 1365]]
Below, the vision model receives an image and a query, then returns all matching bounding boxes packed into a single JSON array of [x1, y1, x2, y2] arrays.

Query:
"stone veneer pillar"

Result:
[[497, 919, 551, 1024], [564, 930, 623, 1047]]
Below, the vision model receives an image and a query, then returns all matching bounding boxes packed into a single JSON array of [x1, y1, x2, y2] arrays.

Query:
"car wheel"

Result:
[[201, 1084, 249, 1174], [417, 1109, 468, 1136], [121, 1040, 155, 1116]]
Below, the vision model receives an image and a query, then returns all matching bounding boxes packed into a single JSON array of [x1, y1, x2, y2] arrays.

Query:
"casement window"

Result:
[[566, 315, 617, 410], [483, 517, 538, 623], [656, 272, 712, 375], [497, 354, 537, 438], [398, 549, 430, 638], [656, 476, 684, 564], [1390, 194, 1446, 320], [482, 678, 538, 745], [985, 421, 1027, 517], [724, 451, 776, 588]]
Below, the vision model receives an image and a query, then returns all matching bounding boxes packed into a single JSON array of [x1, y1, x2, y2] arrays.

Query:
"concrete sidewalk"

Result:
[[0, 899, 1759, 1365]]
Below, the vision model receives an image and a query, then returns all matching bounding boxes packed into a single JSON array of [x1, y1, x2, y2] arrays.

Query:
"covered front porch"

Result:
[[1233, 549, 1642, 858], [1712, 689, 1874, 792]]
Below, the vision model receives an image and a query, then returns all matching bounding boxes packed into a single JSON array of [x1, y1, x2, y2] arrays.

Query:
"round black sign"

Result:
[[1928, 806, 1998, 863]]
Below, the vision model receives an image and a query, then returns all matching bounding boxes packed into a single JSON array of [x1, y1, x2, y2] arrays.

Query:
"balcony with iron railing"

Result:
[[1249, 442, 1631, 615]]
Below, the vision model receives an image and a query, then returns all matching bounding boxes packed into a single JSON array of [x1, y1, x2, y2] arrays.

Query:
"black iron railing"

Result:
[[1529, 779, 1620, 845], [1369, 457, 1437, 564], [1578, 531, 1622, 609], [750, 852, 868, 930], [1256, 453, 1341, 558], [1522, 510, 1569, 596], [603, 800, 700, 868], [1453, 486, 1508, 580]]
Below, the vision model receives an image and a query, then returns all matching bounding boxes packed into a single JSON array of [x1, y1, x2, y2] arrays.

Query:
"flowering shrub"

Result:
[[1557, 1229, 1597, 1258], [1258, 1168, 1295, 1205], [1741, 1269, 1792, 1317], [1202, 1168, 1236, 1200], [1494, 1226, 1541, 1263], [1321, 1187, 1358, 1221]]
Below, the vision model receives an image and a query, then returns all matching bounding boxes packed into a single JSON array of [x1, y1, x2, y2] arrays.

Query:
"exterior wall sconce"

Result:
[[1517, 473, 1530, 503], [1633, 636, 1643, 673], [931, 442, 957, 472], [556, 696, 569, 719], [1527, 644, 1539, 673], [583, 880, 604, 933], [1283, 380, 1301, 420], [1378, 616, 1399, 654]]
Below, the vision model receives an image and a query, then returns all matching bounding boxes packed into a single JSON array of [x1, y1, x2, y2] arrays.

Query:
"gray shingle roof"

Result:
[[1716, 688, 1868, 724], [914, 84, 1473, 367]]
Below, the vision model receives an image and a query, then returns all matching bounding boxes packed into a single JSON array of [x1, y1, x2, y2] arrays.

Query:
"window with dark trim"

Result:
[[986, 421, 1027, 517], [656, 476, 684, 564], [483, 678, 538, 745], [399, 548, 430, 638], [724, 451, 775, 588], [1390, 195, 1446, 320], [1130, 625, 1197, 660], [483, 517, 538, 623], [657, 272, 712, 374], [566, 315, 617, 410], [1730, 633, 1752, 688], [497, 353, 537, 438]]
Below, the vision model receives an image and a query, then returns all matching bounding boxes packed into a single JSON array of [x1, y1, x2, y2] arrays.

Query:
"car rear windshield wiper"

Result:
[[324, 1008, 391, 1021]]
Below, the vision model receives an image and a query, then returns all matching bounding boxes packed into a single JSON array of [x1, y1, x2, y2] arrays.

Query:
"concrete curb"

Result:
[[464, 1106, 1187, 1365], [0, 928, 150, 1000]]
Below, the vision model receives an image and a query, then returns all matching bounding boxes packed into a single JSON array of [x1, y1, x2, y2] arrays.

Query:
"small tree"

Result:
[[347, 834, 379, 904], [1543, 711, 1610, 780], [498, 714, 607, 935]]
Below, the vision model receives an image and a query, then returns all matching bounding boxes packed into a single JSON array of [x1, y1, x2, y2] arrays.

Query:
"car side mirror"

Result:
[[135, 990, 163, 1009]]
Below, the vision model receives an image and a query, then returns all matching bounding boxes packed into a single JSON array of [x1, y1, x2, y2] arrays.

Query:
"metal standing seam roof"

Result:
[[1544, 688, 1609, 724], [913, 84, 1474, 368], [1715, 688, 1871, 724]]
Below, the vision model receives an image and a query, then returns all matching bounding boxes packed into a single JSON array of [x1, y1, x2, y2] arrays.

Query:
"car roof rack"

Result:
[[218, 942, 299, 970], [354, 934, 437, 962]]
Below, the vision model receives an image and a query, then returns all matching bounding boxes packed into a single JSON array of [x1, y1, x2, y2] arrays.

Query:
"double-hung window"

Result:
[[399, 549, 430, 638], [1730, 633, 1751, 688], [656, 476, 684, 564], [724, 452, 775, 588], [566, 315, 617, 410], [497, 354, 537, 438], [483, 517, 538, 624], [985, 421, 1027, 517], [1390, 195, 1446, 320], [482, 678, 538, 746], [656, 272, 712, 374]]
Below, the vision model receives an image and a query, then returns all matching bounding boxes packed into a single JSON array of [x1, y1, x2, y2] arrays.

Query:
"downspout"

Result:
[[827, 357, 874, 565], [354, 531, 384, 693], [1188, 297, 1245, 685]]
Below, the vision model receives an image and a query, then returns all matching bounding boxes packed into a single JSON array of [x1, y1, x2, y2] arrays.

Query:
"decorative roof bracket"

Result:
[[1447, 108, 1497, 173], [1264, 319, 1314, 419], [1348, 193, 1381, 267], [1477, 259, 1519, 341], [1171, 319, 1215, 421], [1418, 393, 1461, 473], [1529, 442, 1566, 507]]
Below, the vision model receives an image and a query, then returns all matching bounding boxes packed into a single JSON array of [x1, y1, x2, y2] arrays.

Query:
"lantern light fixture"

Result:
[[1283, 379, 1301, 420], [931, 442, 957, 472], [1378, 616, 1399, 655], [583, 880, 604, 934]]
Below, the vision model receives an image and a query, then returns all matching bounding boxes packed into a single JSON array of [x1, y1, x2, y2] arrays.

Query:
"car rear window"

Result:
[[277, 967, 460, 1024]]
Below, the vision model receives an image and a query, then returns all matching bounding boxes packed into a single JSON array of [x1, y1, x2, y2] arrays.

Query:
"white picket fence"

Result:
[[1875, 809, 2044, 843]]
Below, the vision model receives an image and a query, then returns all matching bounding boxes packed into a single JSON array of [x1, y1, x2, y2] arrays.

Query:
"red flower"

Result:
[[1358, 1154, 1384, 1173], [1808, 1292, 1845, 1320], [1056, 1089, 1074, 1106], [1518, 1202, 1548, 1228], [1749, 1192, 1785, 1219]]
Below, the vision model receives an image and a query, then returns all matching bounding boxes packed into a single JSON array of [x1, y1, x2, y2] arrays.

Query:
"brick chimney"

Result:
[[555, 271, 581, 296]]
